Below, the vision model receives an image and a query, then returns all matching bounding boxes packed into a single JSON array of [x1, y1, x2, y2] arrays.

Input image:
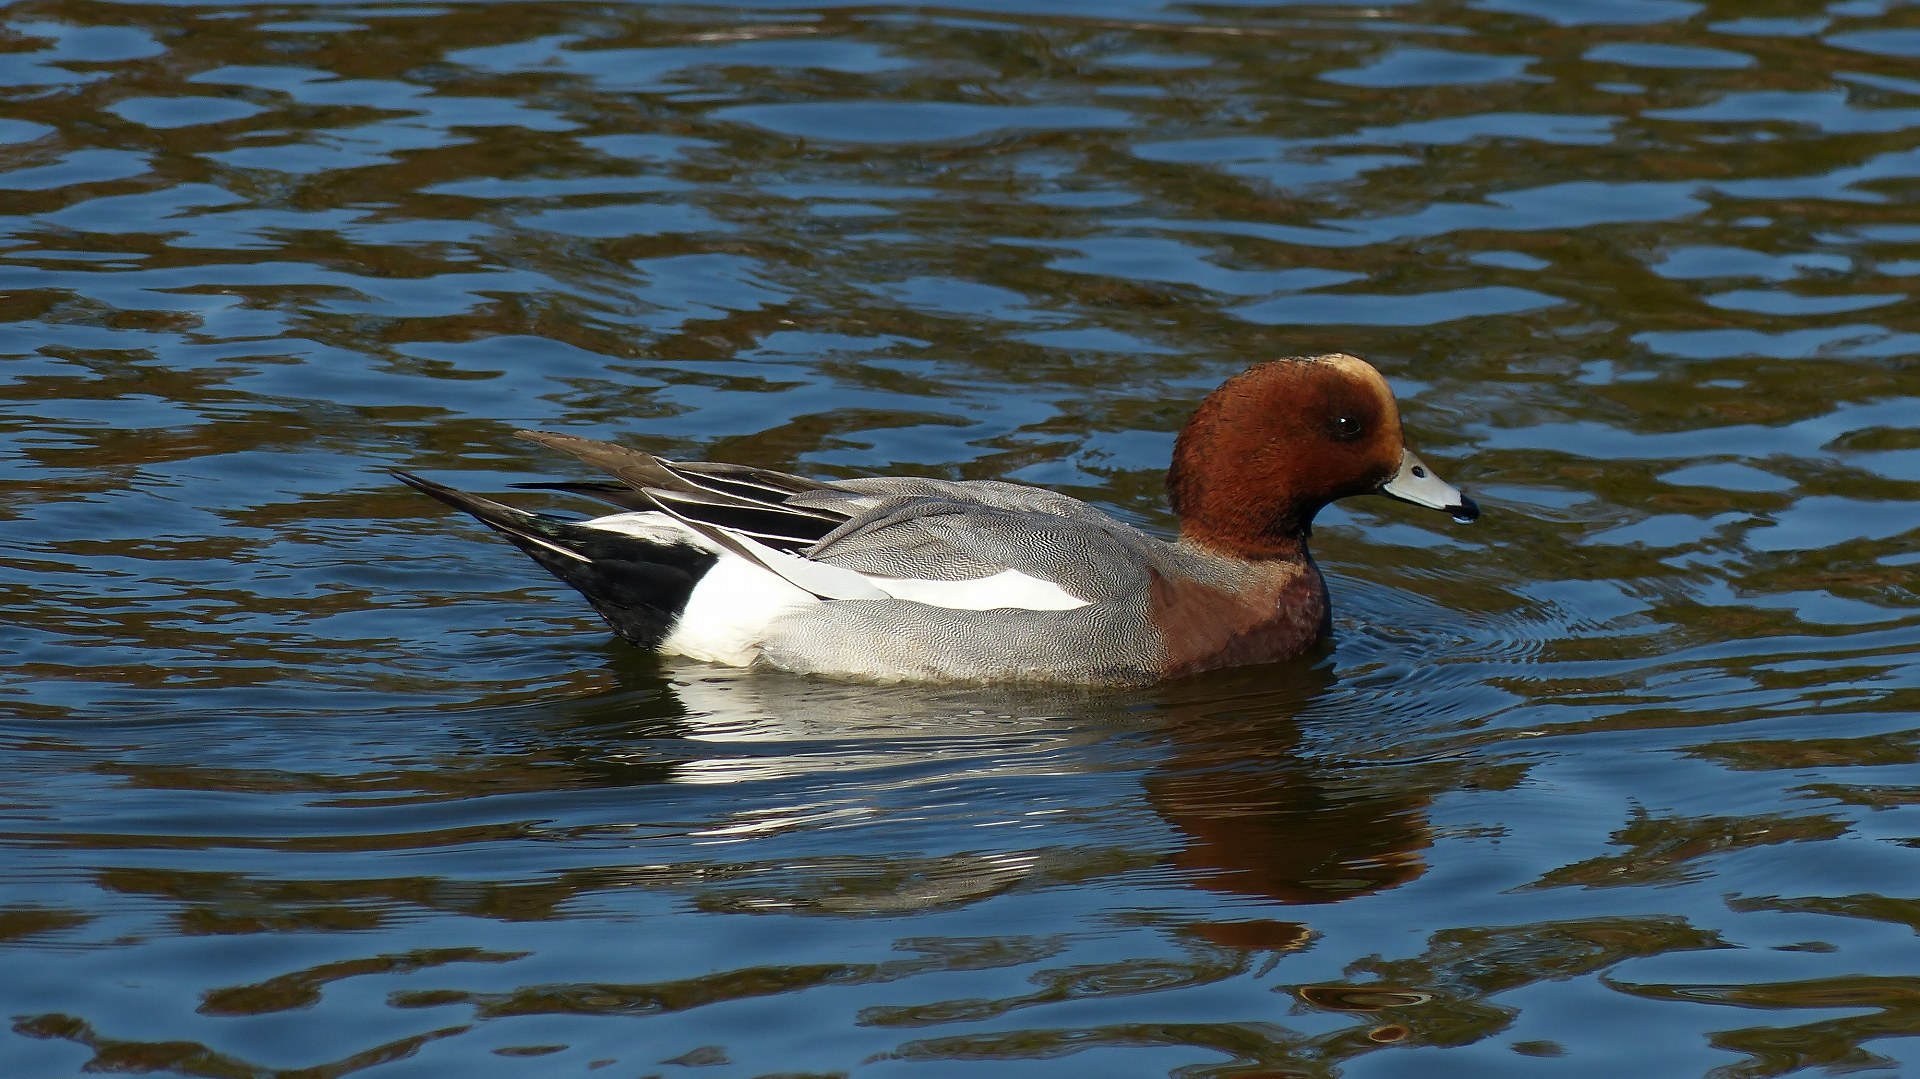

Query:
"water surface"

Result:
[[4, 0, 1920, 1074]]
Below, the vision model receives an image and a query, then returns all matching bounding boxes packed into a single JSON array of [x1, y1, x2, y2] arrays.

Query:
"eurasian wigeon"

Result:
[[396, 352, 1478, 684]]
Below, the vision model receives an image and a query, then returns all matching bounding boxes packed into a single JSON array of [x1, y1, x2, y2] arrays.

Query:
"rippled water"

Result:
[[4, 0, 1919, 1074]]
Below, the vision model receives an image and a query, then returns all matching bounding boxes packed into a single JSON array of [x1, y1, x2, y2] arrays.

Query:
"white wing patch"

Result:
[[719, 529, 1087, 613], [701, 524, 1088, 612], [868, 569, 1088, 611], [579, 509, 1088, 668], [724, 532, 890, 601]]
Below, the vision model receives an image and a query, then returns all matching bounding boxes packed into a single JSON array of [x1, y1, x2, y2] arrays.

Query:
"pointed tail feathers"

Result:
[[392, 470, 716, 648]]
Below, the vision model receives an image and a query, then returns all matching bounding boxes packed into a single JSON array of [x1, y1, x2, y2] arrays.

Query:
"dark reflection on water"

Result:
[[4, 0, 1920, 1074]]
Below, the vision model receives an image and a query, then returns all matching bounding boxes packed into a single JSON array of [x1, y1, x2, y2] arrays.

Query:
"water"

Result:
[[3, 0, 1919, 1074]]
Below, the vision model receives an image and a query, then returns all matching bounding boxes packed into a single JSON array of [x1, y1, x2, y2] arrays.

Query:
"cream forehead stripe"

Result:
[[1310, 353, 1400, 419], [1314, 352, 1389, 391]]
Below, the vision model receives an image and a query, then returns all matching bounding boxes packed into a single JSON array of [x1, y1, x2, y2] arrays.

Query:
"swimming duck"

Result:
[[396, 353, 1477, 684]]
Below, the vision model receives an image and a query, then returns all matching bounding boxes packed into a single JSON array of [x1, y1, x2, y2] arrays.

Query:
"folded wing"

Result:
[[519, 431, 1148, 612]]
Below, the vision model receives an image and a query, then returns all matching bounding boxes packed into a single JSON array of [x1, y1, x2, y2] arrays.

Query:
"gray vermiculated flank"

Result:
[[745, 477, 1284, 684]]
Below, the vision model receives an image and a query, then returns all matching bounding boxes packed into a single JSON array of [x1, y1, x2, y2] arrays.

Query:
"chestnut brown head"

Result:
[[1167, 353, 1476, 559]]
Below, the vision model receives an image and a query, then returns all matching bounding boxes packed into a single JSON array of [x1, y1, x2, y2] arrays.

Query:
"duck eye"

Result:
[[1331, 415, 1364, 441]]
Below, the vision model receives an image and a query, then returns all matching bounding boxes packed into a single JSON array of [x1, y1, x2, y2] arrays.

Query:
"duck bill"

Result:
[[1380, 448, 1479, 523]]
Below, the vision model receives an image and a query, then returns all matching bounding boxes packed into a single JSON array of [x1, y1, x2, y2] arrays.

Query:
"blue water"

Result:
[[3, 0, 1920, 1074]]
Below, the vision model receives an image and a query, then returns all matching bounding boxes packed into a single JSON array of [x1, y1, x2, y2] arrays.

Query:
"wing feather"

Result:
[[510, 431, 1152, 611]]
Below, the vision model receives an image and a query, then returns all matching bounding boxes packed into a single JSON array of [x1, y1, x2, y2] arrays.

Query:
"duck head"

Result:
[[1168, 353, 1478, 559]]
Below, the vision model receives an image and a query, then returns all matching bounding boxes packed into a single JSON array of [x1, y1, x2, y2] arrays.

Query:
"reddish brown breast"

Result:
[[1149, 560, 1330, 679]]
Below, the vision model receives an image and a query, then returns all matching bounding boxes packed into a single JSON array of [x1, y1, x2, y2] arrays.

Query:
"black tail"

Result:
[[392, 470, 717, 649]]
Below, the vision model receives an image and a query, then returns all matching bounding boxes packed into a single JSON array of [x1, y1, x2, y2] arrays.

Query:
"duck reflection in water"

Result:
[[513, 654, 1437, 944], [1136, 663, 1432, 951]]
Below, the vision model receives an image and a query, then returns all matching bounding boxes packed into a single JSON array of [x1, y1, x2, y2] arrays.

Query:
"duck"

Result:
[[395, 352, 1478, 685]]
